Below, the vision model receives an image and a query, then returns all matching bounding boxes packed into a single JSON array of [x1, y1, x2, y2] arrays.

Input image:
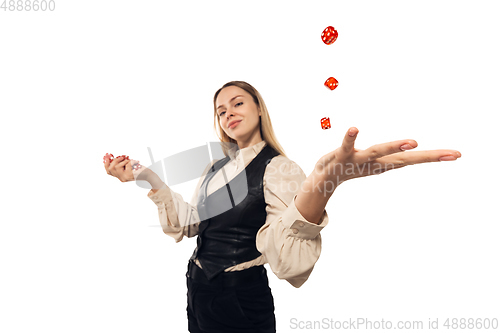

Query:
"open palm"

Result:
[[315, 127, 462, 186]]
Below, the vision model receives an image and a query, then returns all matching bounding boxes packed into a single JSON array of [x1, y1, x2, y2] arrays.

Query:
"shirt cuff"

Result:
[[147, 187, 171, 207], [280, 194, 329, 240]]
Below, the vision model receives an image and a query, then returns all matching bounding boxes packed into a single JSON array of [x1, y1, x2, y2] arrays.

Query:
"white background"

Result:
[[1, 0, 499, 332]]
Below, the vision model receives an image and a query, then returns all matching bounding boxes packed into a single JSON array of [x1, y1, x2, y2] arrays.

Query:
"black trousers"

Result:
[[186, 261, 276, 333]]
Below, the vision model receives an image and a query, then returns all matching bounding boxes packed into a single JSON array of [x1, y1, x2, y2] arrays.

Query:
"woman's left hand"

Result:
[[315, 127, 462, 187]]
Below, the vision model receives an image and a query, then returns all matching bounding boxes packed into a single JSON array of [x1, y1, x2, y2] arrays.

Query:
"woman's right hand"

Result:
[[104, 156, 149, 182]]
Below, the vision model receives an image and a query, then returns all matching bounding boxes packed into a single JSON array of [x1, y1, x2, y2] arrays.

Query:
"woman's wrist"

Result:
[[295, 169, 336, 225], [144, 169, 167, 190], [313, 159, 345, 188]]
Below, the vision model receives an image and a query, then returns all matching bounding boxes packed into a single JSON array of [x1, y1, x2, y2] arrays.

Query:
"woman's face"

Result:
[[216, 86, 262, 148]]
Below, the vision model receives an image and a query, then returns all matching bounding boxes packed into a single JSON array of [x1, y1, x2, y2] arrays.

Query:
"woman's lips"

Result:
[[229, 120, 242, 129]]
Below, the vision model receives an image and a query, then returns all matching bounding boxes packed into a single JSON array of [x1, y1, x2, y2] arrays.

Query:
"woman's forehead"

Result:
[[217, 86, 249, 106]]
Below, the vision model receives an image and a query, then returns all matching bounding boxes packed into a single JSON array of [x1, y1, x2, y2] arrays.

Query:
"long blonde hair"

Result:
[[213, 81, 287, 158]]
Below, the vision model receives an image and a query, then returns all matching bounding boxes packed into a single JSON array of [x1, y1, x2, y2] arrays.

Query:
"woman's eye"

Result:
[[219, 103, 242, 117]]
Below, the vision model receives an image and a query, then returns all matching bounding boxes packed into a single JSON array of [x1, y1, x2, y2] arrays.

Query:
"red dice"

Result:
[[103, 153, 114, 163], [321, 26, 338, 45], [103, 153, 130, 163], [325, 77, 339, 91], [321, 117, 331, 130]]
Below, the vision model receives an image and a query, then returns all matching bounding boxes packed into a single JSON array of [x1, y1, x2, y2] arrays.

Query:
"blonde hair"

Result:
[[213, 81, 287, 158]]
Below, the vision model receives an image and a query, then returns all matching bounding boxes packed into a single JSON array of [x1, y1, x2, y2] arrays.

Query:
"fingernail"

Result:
[[348, 128, 356, 137], [439, 156, 457, 161], [400, 144, 414, 151]]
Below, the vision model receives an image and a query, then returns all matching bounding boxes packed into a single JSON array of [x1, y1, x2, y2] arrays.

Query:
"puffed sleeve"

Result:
[[256, 156, 329, 288], [146, 160, 215, 243]]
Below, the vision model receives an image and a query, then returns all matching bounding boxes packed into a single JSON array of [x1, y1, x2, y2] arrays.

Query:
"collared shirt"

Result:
[[147, 140, 329, 288]]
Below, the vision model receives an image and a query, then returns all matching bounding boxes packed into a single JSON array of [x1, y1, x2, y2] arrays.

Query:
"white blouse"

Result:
[[147, 140, 329, 288]]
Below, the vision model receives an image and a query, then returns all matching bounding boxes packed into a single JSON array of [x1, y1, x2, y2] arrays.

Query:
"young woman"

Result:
[[104, 81, 461, 333]]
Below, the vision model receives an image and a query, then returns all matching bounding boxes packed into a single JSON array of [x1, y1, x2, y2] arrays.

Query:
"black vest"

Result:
[[190, 144, 280, 280]]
